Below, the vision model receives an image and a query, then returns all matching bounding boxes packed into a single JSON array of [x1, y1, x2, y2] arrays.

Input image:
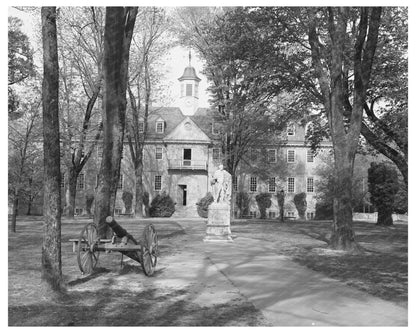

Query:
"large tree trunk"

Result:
[[376, 206, 393, 226], [94, 7, 137, 238], [65, 167, 77, 218], [41, 6, 62, 290]]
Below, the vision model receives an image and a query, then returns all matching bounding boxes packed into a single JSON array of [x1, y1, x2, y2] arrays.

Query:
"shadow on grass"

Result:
[[67, 267, 112, 286]]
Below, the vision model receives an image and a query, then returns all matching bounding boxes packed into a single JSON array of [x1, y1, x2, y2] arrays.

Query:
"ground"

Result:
[[8, 216, 407, 326]]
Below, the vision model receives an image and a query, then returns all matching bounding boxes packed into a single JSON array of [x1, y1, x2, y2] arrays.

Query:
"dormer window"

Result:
[[156, 119, 164, 133], [287, 123, 295, 136]]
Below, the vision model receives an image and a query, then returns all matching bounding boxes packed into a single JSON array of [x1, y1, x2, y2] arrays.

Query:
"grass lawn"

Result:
[[8, 216, 407, 325]]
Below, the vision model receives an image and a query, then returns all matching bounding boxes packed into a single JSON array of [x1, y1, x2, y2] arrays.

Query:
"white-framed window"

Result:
[[233, 176, 238, 192], [307, 212, 314, 220], [77, 173, 85, 190], [250, 176, 257, 192], [155, 147, 163, 160], [287, 177, 295, 193], [287, 211, 295, 218], [250, 211, 257, 218], [287, 123, 295, 136], [117, 174, 123, 190], [267, 149, 277, 163], [75, 208, 83, 215], [212, 122, 219, 135], [115, 208, 122, 215], [154, 175, 162, 191], [156, 121, 164, 133], [138, 121, 144, 133], [307, 149, 314, 163], [269, 211, 276, 219], [213, 148, 220, 160], [268, 177, 276, 193], [307, 177, 314, 193], [287, 150, 295, 163]]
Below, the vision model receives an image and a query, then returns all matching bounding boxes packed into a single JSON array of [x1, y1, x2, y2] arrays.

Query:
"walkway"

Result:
[[177, 219, 408, 326]]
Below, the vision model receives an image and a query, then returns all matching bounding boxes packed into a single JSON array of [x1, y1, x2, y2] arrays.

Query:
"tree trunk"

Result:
[[11, 195, 18, 233], [65, 168, 77, 219], [27, 199, 32, 216], [376, 206, 393, 226], [134, 153, 144, 218], [94, 7, 137, 238], [41, 6, 62, 291]]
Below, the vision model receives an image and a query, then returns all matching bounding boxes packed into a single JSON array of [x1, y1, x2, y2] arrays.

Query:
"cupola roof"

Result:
[[178, 51, 201, 82]]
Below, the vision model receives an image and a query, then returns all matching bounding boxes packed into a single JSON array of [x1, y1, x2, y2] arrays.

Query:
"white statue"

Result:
[[211, 164, 231, 204]]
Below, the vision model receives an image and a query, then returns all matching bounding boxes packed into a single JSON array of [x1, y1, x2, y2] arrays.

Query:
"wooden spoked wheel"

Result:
[[140, 224, 158, 276], [77, 223, 100, 275]]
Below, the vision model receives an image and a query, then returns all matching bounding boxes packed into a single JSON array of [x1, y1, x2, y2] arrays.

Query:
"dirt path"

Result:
[[8, 217, 268, 326]]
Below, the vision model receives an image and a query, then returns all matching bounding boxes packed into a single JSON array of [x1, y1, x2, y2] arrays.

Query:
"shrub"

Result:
[[293, 192, 307, 219], [255, 193, 272, 219], [85, 193, 94, 216], [368, 162, 400, 226], [196, 192, 214, 218], [236, 192, 250, 218], [149, 191, 175, 217], [143, 191, 150, 217], [122, 191, 133, 214]]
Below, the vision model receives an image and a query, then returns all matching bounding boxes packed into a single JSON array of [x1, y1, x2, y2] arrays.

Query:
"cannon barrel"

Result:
[[105, 216, 141, 262]]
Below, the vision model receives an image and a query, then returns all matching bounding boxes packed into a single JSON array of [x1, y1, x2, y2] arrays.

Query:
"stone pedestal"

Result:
[[204, 202, 233, 242]]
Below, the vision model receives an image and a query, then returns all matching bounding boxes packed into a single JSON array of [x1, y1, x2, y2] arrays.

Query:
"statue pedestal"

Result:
[[204, 202, 233, 242]]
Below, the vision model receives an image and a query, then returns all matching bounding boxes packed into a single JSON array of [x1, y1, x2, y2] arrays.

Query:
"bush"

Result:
[[255, 193, 272, 219], [315, 201, 333, 220], [149, 191, 175, 217], [196, 192, 214, 218], [293, 192, 307, 219], [368, 162, 400, 225], [122, 191, 133, 214], [85, 193, 94, 216], [236, 192, 250, 218]]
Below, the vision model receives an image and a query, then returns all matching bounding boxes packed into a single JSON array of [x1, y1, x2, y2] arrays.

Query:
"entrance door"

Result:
[[183, 148, 192, 166], [178, 185, 187, 206]]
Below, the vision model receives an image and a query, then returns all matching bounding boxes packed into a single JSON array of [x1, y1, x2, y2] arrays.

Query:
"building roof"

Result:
[[178, 66, 201, 82]]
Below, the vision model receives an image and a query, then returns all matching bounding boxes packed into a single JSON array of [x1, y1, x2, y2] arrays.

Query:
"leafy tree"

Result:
[[277, 190, 285, 222], [368, 162, 399, 226], [94, 7, 138, 238], [126, 7, 172, 218], [255, 193, 272, 219], [293, 192, 307, 220], [58, 7, 104, 218], [41, 6, 62, 290], [8, 16, 35, 117], [8, 83, 42, 231]]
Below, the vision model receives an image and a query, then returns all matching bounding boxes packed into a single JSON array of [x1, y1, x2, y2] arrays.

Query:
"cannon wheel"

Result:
[[141, 224, 158, 276], [77, 223, 100, 275]]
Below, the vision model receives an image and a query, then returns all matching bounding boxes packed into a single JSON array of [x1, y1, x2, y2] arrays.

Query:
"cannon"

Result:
[[70, 216, 158, 276]]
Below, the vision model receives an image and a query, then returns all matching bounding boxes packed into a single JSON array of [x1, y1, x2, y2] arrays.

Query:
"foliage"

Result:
[[255, 193, 272, 219], [85, 193, 94, 215], [368, 162, 400, 225], [314, 201, 333, 220], [149, 191, 175, 217], [236, 192, 250, 218], [394, 184, 407, 214], [293, 193, 307, 220], [122, 191, 133, 214], [196, 192, 214, 218], [143, 191, 150, 216]]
